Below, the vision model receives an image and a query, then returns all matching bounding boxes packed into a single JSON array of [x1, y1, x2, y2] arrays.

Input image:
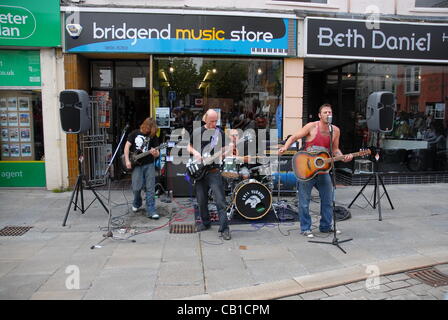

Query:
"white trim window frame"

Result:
[[405, 66, 421, 95]]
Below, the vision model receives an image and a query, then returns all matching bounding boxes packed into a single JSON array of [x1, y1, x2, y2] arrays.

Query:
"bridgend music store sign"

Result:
[[0, 0, 60, 47], [305, 17, 448, 63], [64, 11, 296, 57]]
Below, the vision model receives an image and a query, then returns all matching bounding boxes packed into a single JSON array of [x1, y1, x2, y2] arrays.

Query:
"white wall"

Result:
[[40, 48, 69, 190]]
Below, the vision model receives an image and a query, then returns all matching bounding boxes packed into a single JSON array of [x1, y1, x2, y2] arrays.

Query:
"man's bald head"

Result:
[[203, 109, 219, 129]]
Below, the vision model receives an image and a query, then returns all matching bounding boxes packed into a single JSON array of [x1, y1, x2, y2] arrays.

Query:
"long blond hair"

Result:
[[140, 117, 158, 137]]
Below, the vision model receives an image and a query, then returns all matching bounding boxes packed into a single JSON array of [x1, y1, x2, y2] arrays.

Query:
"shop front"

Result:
[[63, 8, 298, 188], [0, 0, 62, 188], [303, 16, 448, 184]]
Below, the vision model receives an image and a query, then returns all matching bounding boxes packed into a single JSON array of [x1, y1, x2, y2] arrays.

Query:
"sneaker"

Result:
[[301, 230, 314, 238], [132, 206, 140, 213], [149, 213, 160, 220], [196, 224, 211, 232], [320, 228, 341, 234], [221, 229, 231, 240]]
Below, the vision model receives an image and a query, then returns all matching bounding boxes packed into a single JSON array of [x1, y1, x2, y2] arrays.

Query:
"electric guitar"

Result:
[[121, 143, 168, 171], [292, 149, 371, 181], [186, 135, 250, 183]]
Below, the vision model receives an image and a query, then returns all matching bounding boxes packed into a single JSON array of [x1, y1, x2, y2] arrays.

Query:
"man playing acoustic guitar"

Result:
[[279, 104, 353, 238]]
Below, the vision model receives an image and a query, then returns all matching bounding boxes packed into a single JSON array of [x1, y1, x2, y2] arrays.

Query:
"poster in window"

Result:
[[9, 144, 20, 157], [1, 128, 8, 142], [155, 107, 170, 128], [21, 144, 32, 157], [19, 113, 30, 126], [7, 97, 17, 111], [18, 97, 30, 111], [8, 112, 18, 126], [1, 113, 7, 126], [0, 98, 6, 111], [9, 128, 19, 142], [1, 144, 9, 157], [93, 91, 111, 128], [20, 128, 31, 142]]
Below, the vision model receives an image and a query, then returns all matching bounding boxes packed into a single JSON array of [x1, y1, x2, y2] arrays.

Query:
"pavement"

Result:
[[0, 182, 448, 301]]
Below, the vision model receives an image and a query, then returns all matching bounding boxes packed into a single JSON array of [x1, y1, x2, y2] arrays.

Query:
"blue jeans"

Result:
[[297, 173, 333, 232], [195, 171, 229, 233], [131, 163, 156, 216]]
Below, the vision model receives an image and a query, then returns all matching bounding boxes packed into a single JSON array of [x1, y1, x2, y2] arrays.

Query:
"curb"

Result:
[[181, 250, 448, 300]]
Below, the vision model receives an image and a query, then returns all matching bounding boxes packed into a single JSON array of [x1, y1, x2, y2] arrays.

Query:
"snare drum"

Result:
[[232, 179, 272, 220], [221, 157, 239, 179]]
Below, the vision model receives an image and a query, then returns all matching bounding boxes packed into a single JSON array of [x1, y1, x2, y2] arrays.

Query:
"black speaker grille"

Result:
[[59, 91, 80, 105], [379, 106, 394, 132], [60, 106, 81, 132]]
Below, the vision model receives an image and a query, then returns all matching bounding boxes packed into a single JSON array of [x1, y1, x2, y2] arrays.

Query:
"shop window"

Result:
[[1, 90, 44, 161], [152, 57, 283, 135], [405, 66, 420, 95], [271, 0, 327, 3], [91, 61, 113, 88], [415, 0, 448, 7], [115, 61, 149, 89]]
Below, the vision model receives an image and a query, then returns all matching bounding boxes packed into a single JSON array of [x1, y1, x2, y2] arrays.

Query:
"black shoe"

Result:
[[320, 228, 341, 234], [220, 229, 231, 240], [196, 224, 211, 232]]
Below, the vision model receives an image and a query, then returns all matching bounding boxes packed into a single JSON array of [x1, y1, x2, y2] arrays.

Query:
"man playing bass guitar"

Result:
[[187, 109, 233, 240], [279, 104, 353, 238]]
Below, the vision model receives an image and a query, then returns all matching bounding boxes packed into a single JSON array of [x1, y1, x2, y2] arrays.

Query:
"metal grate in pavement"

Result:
[[0, 226, 33, 236], [406, 267, 448, 287], [169, 223, 196, 234]]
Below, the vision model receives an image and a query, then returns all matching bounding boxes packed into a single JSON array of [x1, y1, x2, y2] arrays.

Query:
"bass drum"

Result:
[[232, 179, 272, 220]]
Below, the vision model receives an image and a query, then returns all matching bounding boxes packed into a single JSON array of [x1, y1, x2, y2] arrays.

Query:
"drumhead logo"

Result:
[[245, 195, 261, 209], [0, 5, 36, 40]]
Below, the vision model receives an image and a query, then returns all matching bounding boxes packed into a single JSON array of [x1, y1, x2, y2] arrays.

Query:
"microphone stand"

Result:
[[309, 119, 353, 254], [91, 125, 136, 249]]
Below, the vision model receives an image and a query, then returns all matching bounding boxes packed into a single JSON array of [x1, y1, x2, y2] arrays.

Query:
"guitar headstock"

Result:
[[359, 148, 372, 158]]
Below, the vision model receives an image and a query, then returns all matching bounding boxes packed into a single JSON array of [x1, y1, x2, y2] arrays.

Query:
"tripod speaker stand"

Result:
[[62, 137, 109, 227], [347, 137, 394, 221]]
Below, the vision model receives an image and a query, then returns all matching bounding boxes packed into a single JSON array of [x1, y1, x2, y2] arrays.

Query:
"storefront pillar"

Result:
[[283, 58, 304, 144], [40, 48, 69, 190]]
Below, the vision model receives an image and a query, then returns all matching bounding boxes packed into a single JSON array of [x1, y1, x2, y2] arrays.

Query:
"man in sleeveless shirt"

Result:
[[279, 104, 353, 238]]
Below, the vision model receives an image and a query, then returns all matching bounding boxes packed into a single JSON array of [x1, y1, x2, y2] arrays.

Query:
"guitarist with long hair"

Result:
[[187, 109, 233, 240], [279, 104, 353, 238], [124, 117, 160, 219]]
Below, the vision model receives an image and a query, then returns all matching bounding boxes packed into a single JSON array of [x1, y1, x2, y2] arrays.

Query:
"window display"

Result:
[[0, 90, 43, 161]]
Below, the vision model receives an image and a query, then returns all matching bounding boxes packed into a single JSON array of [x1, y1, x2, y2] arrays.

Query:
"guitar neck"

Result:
[[134, 144, 165, 161], [326, 151, 368, 163]]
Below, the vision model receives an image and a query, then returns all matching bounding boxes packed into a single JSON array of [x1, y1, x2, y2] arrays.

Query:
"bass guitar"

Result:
[[121, 142, 168, 171], [292, 149, 371, 181], [186, 135, 250, 183]]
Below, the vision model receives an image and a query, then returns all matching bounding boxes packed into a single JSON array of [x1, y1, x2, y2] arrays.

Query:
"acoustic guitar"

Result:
[[292, 149, 371, 181]]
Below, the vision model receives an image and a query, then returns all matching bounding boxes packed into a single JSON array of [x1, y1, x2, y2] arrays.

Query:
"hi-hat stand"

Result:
[[348, 133, 394, 221], [308, 120, 353, 254], [91, 124, 136, 249], [62, 137, 109, 227]]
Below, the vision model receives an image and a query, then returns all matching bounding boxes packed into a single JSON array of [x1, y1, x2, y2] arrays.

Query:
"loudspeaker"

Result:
[[59, 90, 91, 133], [366, 91, 395, 133], [166, 161, 194, 197]]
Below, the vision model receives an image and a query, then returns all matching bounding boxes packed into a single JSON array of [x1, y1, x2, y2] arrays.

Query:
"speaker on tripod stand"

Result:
[[348, 91, 395, 220], [60, 90, 109, 226]]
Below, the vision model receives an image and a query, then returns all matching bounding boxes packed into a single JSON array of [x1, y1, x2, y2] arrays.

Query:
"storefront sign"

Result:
[[0, 0, 61, 47], [0, 161, 46, 187], [64, 12, 296, 57], [0, 50, 41, 86], [306, 17, 448, 62]]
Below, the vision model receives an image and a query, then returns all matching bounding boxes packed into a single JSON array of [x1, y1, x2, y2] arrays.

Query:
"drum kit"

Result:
[[220, 151, 292, 221]]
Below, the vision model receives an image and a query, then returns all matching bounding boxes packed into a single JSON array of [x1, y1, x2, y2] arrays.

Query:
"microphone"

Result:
[[327, 115, 333, 124]]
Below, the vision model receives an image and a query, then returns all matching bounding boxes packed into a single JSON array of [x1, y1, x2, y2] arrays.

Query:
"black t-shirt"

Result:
[[190, 126, 228, 168], [127, 129, 159, 166]]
